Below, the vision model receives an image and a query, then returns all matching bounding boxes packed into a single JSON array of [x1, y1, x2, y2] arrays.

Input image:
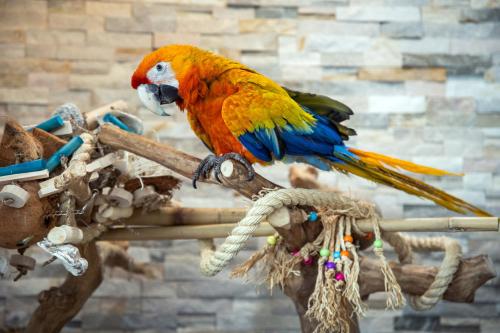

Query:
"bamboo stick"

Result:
[[121, 207, 499, 233], [124, 207, 248, 226], [99, 223, 275, 241]]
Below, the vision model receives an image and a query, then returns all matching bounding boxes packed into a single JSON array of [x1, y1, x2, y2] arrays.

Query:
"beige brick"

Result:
[[86, 1, 132, 17], [87, 31, 152, 48], [56, 46, 114, 61], [71, 61, 112, 75], [358, 68, 447, 82], [69, 63, 134, 90], [0, 0, 47, 29], [240, 19, 296, 34], [26, 30, 86, 45], [0, 59, 71, 75], [115, 48, 152, 62], [0, 74, 27, 88], [48, 0, 86, 13], [0, 30, 26, 44], [201, 33, 277, 51], [49, 13, 105, 31], [213, 7, 255, 19], [48, 90, 92, 112], [28, 73, 69, 91], [177, 19, 239, 34], [154, 33, 201, 48], [0, 45, 25, 58], [0, 88, 49, 104], [25, 45, 58, 58]]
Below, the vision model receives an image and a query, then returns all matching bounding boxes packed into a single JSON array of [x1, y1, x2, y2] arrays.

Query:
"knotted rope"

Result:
[[198, 188, 376, 277], [198, 187, 462, 326]]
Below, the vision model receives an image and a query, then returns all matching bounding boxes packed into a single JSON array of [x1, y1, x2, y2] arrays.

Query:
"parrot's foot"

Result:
[[192, 153, 255, 188]]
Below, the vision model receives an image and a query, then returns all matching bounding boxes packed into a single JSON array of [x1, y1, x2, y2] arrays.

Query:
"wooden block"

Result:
[[86, 152, 121, 173], [31, 128, 67, 159], [0, 169, 49, 185], [0, 184, 30, 208], [51, 121, 73, 136], [37, 178, 60, 198], [0, 117, 43, 167]]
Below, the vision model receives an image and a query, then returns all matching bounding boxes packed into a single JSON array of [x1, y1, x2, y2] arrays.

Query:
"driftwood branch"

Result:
[[25, 242, 103, 333], [359, 255, 495, 303]]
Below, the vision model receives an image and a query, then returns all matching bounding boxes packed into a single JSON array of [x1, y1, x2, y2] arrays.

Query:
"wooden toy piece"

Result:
[[95, 205, 134, 223], [84, 100, 128, 129], [37, 178, 58, 198], [0, 181, 56, 249], [31, 128, 67, 159], [0, 117, 43, 167], [9, 254, 36, 271], [133, 185, 157, 207], [51, 121, 73, 136], [47, 225, 83, 245], [0, 184, 30, 208], [108, 187, 133, 208], [86, 152, 122, 173], [0, 169, 49, 185]]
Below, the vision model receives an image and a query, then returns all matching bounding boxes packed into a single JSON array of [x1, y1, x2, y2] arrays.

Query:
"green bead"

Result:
[[319, 248, 330, 257], [267, 236, 277, 246], [373, 239, 383, 249]]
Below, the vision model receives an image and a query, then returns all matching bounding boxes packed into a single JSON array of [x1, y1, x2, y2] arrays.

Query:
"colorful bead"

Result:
[[343, 235, 353, 243], [335, 272, 345, 281], [267, 235, 277, 246], [373, 239, 383, 249], [308, 211, 318, 222], [319, 248, 330, 257], [340, 250, 349, 258], [333, 251, 341, 259], [364, 232, 374, 240], [325, 261, 336, 270], [291, 250, 300, 257], [303, 257, 314, 266]]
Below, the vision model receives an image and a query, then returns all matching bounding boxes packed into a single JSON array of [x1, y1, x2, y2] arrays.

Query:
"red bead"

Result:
[[335, 272, 345, 281]]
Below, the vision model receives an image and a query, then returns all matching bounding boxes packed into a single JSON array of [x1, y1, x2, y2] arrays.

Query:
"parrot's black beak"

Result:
[[147, 84, 180, 105]]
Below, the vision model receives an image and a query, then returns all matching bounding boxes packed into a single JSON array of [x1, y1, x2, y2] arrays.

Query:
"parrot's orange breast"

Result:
[[180, 76, 261, 164]]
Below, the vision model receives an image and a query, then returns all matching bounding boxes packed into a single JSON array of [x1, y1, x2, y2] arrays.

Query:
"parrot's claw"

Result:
[[192, 153, 255, 189]]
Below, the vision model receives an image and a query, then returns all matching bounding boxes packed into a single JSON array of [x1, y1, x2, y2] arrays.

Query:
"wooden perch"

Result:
[[98, 124, 280, 198], [100, 223, 275, 241], [115, 206, 499, 233]]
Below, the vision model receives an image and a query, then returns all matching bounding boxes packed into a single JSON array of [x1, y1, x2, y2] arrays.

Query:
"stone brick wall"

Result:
[[1, 0, 499, 332]]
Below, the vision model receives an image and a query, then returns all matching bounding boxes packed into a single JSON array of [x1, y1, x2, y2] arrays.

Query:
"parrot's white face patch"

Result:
[[147, 61, 179, 88], [137, 84, 170, 116]]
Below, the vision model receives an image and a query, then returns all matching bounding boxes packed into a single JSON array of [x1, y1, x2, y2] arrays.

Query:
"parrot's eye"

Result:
[[156, 64, 164, 72]]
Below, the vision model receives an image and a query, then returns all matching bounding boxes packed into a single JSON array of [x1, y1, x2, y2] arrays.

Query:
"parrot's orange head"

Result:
[[132, 45, 196, 116]]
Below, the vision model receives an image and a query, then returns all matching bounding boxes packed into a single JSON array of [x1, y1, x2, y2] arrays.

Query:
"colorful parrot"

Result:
[[131, 45, 490, 217]]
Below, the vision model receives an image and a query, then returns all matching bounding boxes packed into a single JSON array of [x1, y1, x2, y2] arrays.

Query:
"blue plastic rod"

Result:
[[34, 115, 65, 132], [46, 136, 84, 172], [0, 159, 46, 177], [103, 113, 131, 132]]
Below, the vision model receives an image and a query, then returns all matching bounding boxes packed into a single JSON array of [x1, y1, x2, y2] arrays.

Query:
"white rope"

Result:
[[199, 188, 375, 276], [384, 232, 462, 310]]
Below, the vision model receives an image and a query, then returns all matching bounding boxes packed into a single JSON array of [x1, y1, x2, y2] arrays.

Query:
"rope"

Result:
[[198, 187, 462, 312], [384, 232, 462, 310], [198, 188, 375, 276]]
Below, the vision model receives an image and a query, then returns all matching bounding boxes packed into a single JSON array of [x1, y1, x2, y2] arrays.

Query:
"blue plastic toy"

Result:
[[0, 159, 46, 177], [103, 113, 132, 132], [46, 136, 84, 172], [34, 115, 65, 132]]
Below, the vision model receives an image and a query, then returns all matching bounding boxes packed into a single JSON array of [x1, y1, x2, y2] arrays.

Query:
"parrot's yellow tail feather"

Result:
[[332, 149, 491, 217], [348, 147, 462, 176]]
